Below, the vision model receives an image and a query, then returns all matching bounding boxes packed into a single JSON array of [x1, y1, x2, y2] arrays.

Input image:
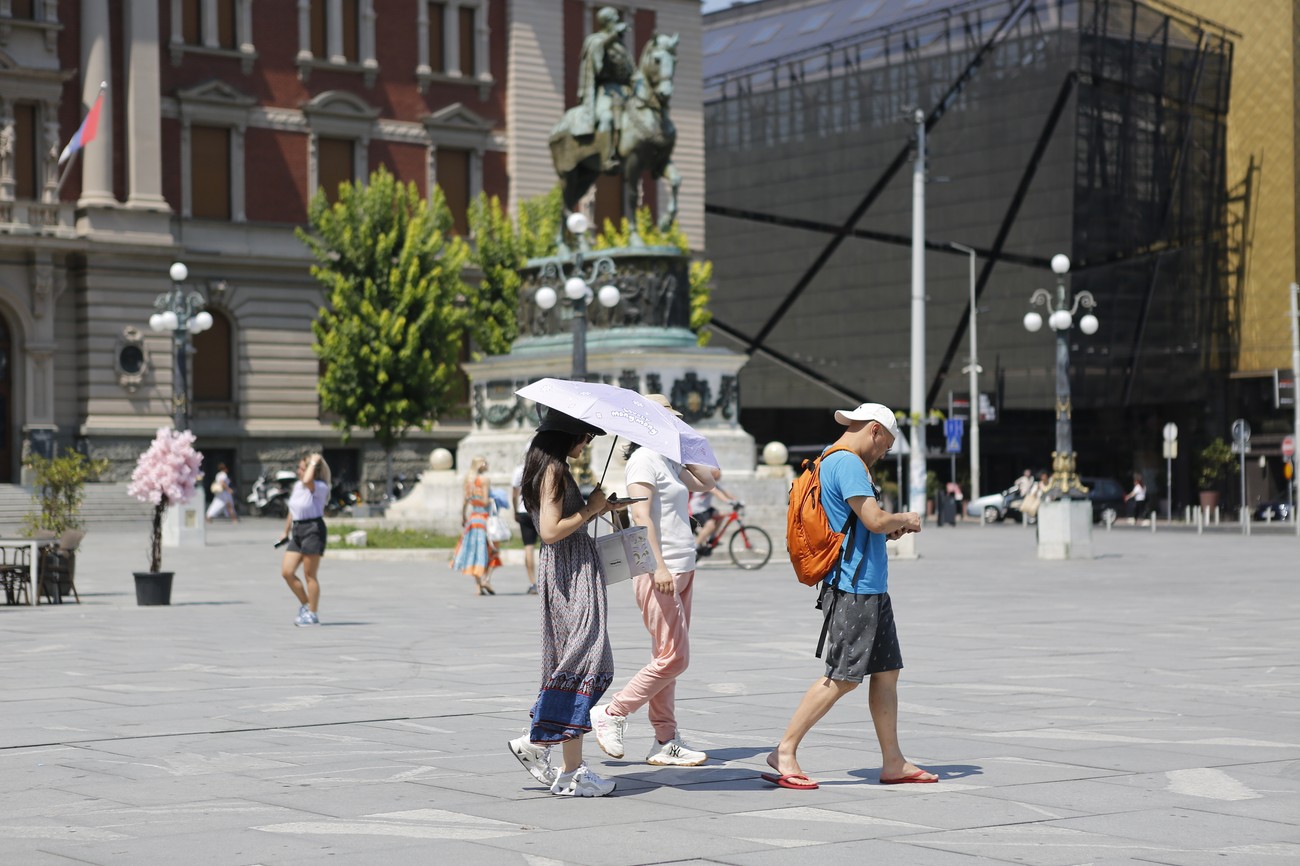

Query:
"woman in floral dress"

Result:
[[507, 409, 626, 797], [451, 455, 501, 595]]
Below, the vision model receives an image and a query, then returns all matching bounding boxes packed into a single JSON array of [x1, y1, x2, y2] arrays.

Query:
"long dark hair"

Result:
[[522, 430, 585, 514]]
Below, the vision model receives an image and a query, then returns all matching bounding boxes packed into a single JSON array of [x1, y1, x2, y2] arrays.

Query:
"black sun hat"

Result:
[[536, 408, 606, 438]]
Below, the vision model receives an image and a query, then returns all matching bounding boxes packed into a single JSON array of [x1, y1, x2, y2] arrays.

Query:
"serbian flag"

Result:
[[58, 90, 104, 166]]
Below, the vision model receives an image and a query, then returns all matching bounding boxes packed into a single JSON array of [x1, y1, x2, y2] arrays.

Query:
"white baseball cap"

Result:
[[834, 402, 899, 440]]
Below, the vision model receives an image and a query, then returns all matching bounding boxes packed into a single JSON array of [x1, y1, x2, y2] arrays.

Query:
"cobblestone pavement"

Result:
[[1, 518, 1297, 865]]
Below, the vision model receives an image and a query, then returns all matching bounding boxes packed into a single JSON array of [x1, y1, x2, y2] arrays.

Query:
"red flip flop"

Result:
[[880, 769, 938, 784], [760, 771, 819, 790]]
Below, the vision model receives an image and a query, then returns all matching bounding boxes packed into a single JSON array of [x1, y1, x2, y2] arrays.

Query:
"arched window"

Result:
[[192, 308, 234, 410]]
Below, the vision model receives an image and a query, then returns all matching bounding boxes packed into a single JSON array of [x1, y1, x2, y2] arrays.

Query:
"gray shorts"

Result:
[[287, 518, 326, 556], [822, 590, 902, 682]]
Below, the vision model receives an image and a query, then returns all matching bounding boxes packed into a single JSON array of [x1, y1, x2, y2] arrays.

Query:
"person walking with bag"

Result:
[[507, 409, 628, 797], [279, 453, 330, 627], [590, 394, 720, 767], [765, 403, 933, 789], [451, 456, 501, 595], [511, 451, 539, 595]]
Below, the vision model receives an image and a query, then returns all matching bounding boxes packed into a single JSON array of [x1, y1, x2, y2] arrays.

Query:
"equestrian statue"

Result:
[[550, 7, 680, 244]]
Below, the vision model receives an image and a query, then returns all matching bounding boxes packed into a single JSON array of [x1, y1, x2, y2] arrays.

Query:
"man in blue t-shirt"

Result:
[[763, 403, 937, 789]]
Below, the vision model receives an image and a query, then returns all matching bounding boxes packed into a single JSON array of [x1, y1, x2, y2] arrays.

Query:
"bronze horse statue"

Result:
[[550, 34, 680, 243]]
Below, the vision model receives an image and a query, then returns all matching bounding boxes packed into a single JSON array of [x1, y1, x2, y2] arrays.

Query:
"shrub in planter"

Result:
[[22, 449, 109, 537]]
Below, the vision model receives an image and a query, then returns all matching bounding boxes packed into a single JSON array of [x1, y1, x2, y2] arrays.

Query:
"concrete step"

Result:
[[0, 483, 155, 528]]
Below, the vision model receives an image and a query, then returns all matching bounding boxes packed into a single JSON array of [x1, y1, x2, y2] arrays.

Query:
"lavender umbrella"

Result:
[[515, 378, 719, 468]]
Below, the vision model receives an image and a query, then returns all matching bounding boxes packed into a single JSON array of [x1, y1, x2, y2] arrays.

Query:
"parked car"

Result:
[[1081, 476, 1125, 524], [966, 486, 1022, 523], [1253, 501, 1292, 522]]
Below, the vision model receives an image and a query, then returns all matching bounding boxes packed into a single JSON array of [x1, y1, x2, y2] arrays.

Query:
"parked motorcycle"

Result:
[[247, 470, 296, 517], [326, 474, 360, 517]]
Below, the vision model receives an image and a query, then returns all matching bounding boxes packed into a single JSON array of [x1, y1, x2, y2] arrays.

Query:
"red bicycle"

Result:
[[696, 501, 773, 570]]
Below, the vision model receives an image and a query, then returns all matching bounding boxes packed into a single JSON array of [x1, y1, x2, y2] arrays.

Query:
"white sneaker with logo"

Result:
[[507, 735, 556, 785], [590, 704, 627, 759], [549, 765, 616, 797], [645, 734, 707, 766]]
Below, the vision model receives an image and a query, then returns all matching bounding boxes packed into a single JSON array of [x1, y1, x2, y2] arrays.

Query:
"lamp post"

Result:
[[1022, 254, 1098, 499], [148, 262, 213, 431], [534, 212, 621, 381], [950, 242, 980, 503]]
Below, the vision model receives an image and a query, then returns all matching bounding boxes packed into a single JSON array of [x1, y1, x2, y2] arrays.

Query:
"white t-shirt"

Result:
[[288, 480, 328, 520], [625, 448, 695, 573], [511, 463, 527, 515]]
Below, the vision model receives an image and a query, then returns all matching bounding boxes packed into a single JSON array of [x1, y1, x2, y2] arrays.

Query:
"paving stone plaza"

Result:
[[1, 518, 1297, 865]]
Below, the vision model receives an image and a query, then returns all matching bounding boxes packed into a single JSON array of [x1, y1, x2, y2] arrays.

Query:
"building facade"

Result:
[[702, 0, 1268, 507], [5, 1, 702, 492]]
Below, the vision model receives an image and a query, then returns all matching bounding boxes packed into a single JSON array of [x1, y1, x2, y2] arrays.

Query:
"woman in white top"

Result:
[[205, 463, 239, 523], [590, 394, 718, 767], [1124, 473, 1147, 523], [279, 453, 330, 627]]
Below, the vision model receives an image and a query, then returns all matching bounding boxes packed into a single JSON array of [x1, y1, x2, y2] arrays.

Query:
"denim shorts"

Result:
[[287, 518, 326, 556]]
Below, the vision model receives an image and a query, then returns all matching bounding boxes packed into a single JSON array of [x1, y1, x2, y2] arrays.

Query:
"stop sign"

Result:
[[1283, 435, 1296, 458]]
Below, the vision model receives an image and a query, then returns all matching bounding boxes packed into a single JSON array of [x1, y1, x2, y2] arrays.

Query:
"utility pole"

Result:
[[909, 108, 927, 519], [951, 242, 980, 502]]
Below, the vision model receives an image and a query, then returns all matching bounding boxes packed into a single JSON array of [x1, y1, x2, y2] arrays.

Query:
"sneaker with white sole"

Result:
[[589, 704, 627, 758], [294, 609, 313, 627], [645, 733, 707, 766], [549, 765, 616, 797], [507, 735, 556, 785]]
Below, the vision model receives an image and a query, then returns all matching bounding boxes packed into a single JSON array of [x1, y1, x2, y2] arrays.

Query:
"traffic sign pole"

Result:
[[1291, 283, 1300, 537], [1232, 419, 1250, 532], [1163, 423, 1177, 522], [1284, 435, 1296, 528]]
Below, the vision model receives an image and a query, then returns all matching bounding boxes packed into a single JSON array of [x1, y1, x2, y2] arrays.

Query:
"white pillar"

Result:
[[908, 109, 927, 520], [79, 0, 115, 207], [327, 0, 345, 63], [444, 1, 460, 76], [125, 0, 170, 211]]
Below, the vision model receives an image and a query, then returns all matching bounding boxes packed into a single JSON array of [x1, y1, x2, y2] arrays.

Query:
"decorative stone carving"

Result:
[[113, 327, 150, 393], [518, 248, 691, 338]]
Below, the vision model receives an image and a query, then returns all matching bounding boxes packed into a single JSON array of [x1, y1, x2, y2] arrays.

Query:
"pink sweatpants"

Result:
[[609, 570, 694, 743]]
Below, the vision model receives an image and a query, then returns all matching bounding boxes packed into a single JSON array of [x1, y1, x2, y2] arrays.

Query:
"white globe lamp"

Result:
[[1079, 314, 1099, 335], [535, 286, 558, 310], [564, 276, 588, 300], [193, 311, 214, 332], [1023, 311, 1043, 333], [1049, 309, 1072, 331], [597, 284, 621, 308], [160, 310, 179, 331], [149, 313, 165, 332], [565, 212, 589, 235], [1050, 254, 1070, 275], [169, 261, 188, 282]]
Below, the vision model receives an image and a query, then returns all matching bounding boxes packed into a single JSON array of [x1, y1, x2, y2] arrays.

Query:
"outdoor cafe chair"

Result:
[[0, 543, 32, 605], [40, 529, 84, 605]]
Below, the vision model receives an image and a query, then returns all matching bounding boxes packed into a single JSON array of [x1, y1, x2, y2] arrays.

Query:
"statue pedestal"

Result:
[[386, 246, 793, 537], [1036, 499, 1093, 560]]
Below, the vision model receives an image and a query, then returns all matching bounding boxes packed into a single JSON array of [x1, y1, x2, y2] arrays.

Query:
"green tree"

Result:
[[466, 194, 524, 355], [23, 449, 109, 536], [297, 166, 472, 491]]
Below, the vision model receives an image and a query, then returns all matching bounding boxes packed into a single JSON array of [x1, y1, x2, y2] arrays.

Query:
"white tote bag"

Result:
[[594, 516, 654, 585], [486, 500, 513, 543]]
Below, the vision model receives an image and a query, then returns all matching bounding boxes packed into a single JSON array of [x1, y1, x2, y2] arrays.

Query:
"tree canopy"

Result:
[[298, 167, 473, 453]]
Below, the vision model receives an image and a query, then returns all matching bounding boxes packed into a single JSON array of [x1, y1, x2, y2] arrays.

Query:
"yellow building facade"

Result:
[[1179, 0, 1299, 372]]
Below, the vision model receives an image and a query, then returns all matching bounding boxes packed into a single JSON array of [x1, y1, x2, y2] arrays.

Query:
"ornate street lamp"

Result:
[[534, 212, 621, 381], [149, 262, 213, 431], [1022, 254, 1099, 499]]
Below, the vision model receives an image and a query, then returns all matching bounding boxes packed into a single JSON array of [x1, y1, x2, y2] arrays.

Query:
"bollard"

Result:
[[1151, 513, 1156, 533], [1214, 506, 1220, 525], [1196, 506, 1203, 535]]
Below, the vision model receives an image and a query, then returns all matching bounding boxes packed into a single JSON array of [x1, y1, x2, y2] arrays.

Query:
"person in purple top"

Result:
[[278, 453, 330, 627]]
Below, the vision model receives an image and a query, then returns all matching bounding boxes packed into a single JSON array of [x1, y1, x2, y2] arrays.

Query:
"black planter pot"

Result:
[[133, 571, 174, 605]]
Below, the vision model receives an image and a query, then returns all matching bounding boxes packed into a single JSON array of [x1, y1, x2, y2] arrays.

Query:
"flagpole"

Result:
[[54, 81, 107, 199]]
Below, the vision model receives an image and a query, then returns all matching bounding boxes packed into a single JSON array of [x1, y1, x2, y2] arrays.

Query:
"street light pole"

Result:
[[148, 262, 213, 431], [1023, 254, 1098, 499], [1290, 282, 1300, 537], [951, 242, 980, 503], [908, 108, 927, 517], [535, 212, 621, 382]]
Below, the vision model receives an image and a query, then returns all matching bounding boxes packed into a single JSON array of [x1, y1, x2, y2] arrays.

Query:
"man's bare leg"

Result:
[[766, 677, 858, 781], [868, 669, 936, 781]]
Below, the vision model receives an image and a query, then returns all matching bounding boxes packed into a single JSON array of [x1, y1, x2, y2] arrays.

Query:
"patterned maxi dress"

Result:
[[451, 476, 501, 578], [529, 475, 614, 744]]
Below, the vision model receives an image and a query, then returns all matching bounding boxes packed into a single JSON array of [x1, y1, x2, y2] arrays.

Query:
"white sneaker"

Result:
[[645, 733, 707, 766], [507, 735, 556, 785], [549, 765, 616, 797], [590, 704, 627, 759]]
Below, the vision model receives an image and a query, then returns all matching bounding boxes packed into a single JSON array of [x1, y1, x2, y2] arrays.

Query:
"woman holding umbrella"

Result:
[[507, 408, 628, 797]]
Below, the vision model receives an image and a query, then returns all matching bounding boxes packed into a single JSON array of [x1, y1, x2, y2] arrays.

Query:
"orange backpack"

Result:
[[786, 446, 862, 586]]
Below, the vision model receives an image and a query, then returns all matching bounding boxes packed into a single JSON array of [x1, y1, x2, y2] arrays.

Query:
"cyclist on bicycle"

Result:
[[690, 475, 736, 557]]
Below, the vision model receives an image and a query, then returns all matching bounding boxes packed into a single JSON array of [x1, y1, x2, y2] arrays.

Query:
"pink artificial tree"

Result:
[[127, 428, 203, 573]]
